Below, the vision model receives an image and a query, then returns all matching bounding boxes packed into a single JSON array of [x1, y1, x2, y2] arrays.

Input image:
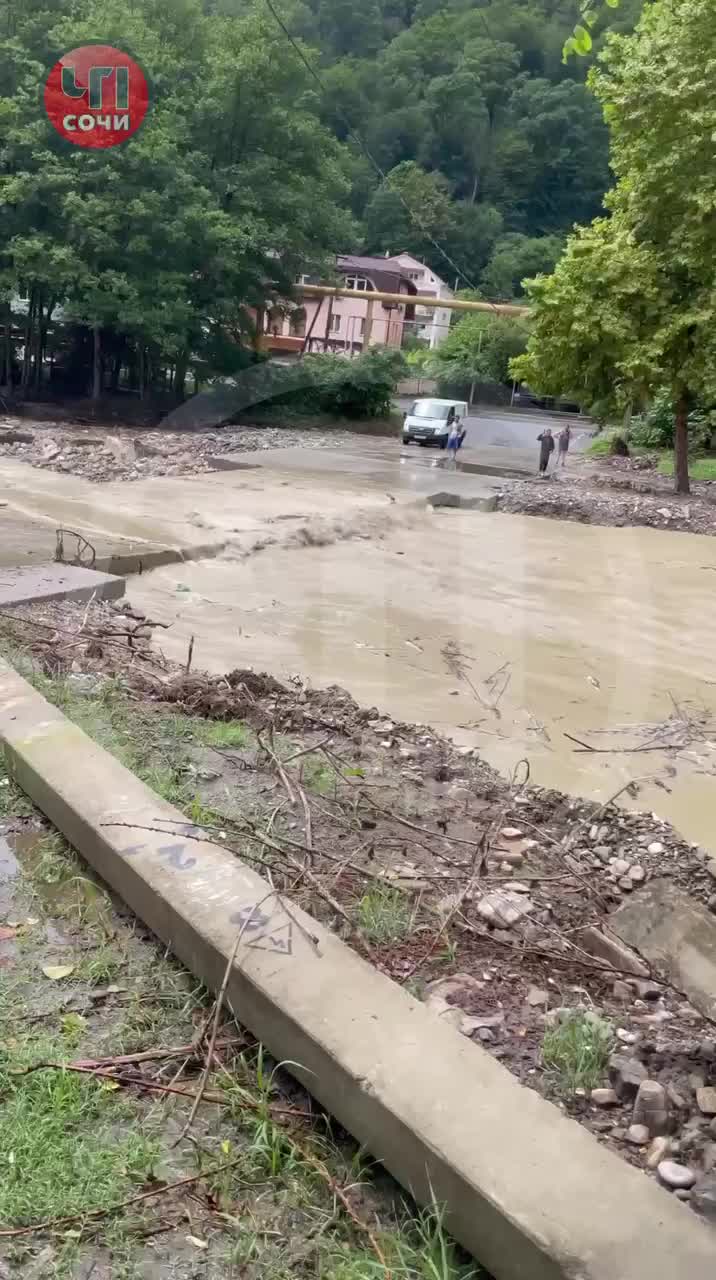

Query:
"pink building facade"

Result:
[[261, 254, 417, 358]]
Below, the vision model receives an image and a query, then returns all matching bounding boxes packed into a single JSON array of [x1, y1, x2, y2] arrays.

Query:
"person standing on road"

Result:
[[446, 414, 466, 466], [537, 427, 555, 474], [556, 423, 572, 468]]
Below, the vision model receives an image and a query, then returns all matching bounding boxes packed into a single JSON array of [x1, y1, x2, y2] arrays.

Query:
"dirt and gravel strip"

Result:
[[1, 598, 715, 1228], [496, 456, 716, 536], [0, 417, 360, 484]]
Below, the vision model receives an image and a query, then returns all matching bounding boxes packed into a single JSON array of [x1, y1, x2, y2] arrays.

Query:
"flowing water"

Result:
[[129, 506, 716, 854]]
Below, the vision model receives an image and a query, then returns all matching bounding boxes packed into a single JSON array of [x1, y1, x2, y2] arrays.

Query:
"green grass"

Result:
[[657, 452, 716, 480], [541, 1010, 614, 1095], [301, 754, 338, 795], [587, 435, 615, 456], [357, 884, 416, 944], [0, 1038, 159, 1226]]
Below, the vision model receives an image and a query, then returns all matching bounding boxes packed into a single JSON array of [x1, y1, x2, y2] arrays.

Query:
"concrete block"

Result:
[[611, 878, 716, 1020], [0, 563, 124, 608], [0, 660, 713, 1280]]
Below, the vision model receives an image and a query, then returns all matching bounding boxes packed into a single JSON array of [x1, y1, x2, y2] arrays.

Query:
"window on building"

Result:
[[330, 314, 341, 332], [344, 276, 371, 291], [358, 318, 366, 337], [289, 308, 306, 337], [408, 270, 423, 281]]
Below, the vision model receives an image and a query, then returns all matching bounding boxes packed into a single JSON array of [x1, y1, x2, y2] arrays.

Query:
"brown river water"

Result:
[[128, 505, 716, 854]]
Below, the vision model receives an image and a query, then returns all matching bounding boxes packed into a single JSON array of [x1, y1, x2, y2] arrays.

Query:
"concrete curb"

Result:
[[0, 564, 125, 608], [94, 540, 228, 577], [0, 660, 713, 1279]]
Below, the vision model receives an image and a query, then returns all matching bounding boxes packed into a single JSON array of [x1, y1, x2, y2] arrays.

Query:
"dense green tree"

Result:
[[515, 0, 716, 494], [481, 232, 564, 299], [430, 311, 529, 389]]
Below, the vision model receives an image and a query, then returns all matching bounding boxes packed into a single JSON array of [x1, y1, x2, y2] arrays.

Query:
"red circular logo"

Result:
[[44, 44, 149, 148]]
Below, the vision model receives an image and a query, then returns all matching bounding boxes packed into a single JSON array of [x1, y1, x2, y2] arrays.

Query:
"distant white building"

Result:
[[392, 252, 453, 349]]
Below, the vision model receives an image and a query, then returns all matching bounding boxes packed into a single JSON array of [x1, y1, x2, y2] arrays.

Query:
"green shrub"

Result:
[[268, 347, 406, 419], [630, 390, 716, 450]]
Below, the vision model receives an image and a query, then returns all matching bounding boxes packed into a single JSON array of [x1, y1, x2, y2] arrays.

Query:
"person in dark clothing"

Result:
[[537, 428, 555, 474]]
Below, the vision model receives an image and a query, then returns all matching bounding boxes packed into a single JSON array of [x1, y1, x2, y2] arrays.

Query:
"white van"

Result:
[[402, 398, 469, 449]]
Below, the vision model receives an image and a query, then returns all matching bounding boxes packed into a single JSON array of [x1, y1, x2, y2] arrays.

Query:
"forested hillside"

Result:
[[0, 0, 642, 399], [217, 0, 643, 296]]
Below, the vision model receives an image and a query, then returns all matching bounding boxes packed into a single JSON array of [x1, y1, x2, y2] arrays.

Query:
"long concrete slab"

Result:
[[0, 659, 712, 1280], [0, 563, 124, 607]]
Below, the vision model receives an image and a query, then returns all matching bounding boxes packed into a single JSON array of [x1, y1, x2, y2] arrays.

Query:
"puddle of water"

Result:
[[2, 831, 110, 937], [128, 509, 716, 853]]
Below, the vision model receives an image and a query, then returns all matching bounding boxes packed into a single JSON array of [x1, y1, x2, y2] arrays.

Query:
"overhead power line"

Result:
[[261, 0, 499, 310]]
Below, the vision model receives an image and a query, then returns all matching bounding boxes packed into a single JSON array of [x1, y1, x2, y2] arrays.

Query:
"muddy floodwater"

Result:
[[129, 506, 716, 853]]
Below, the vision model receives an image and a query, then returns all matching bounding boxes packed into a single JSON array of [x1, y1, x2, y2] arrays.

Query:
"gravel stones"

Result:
[[691, 1173, 716, 1222], [696, 1087, 716, 1116], [609, 1052, 648, 1100], [657, 1161, 696, 1190], [591, 1088, 618, 1108], [477, 889, 533, 928], [632, 1080, 670, 1136], [625, 1124, 650, 1146]]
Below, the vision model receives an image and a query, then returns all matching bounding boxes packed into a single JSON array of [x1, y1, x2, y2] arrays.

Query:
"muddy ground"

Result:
[[497, 453, 716, 536], [1, 599, 715, 1235]]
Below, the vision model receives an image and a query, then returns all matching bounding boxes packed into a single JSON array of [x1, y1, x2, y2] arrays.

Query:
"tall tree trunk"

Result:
[[92, 324, 102, 401], [21, 287, 36, 392], [1, 300, 11, 389], [32, 291, 43, 390], [674, 392, 690, 495], [138, 344, 145, 399], [174, 348, 189, 400]]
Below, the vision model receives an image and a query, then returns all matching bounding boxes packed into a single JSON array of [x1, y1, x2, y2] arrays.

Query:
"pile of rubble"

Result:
[[0, 419, 359, 484], [496, 454, 716, 535]]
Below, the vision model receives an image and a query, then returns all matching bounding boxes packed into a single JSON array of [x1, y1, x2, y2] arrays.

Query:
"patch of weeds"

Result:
[[0, 1038, 159, 1226], [191, 717, 251, 749], [299, 754, 337, 795], [74, 945, 125, 984], [357, 884, 416, 944], [323, 1200, 479, 1279], [27, 833, 78, 886], [541, 1009, 614, 1095], [0, 757, 36, 819]]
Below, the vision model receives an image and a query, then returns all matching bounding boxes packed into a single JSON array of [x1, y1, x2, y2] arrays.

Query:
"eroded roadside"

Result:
[[0, 657, 478, 1280], [1, 598, 715, 1245], [497, 454, 716, 535]]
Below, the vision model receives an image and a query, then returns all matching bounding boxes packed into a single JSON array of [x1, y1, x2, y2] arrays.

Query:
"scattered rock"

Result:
[[691, 1173, 716, 1222], [657, 1160, 696, 1190], [578, 925, 649, 977], [646, 1136, 671, 1170], [612, 858, 631, 876], [634, 979, 662, 1001], [526, 985, 548, 1007], [648, 842, 665, 855], [425, 973, 485, 1005], [591, 1088, 618, 1108], [498, 850, 525, 867], [477, 890, 533, 928], [705, 861, 716, 882], [609, 1052, 648, 1100], [666, 1082, 688, 1111], [696, 1087, 716, 1116], [628, 865, 646, 884], [626, 1124, 650, 1146], [0, 428, 34, 443], [632, 1080, 670, 1136], [700, 1039, 716, 1061], [500, 827, 523, 840], [612, 979, 633, 1002]]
